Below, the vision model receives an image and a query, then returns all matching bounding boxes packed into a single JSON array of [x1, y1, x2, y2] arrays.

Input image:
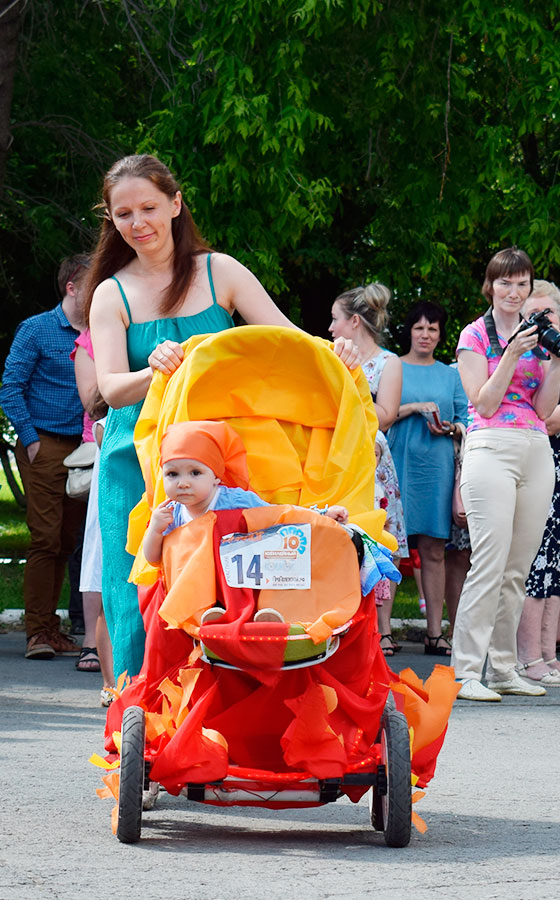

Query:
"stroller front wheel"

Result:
[[117, 706, 146, 844], [370, 703, 412, 847]]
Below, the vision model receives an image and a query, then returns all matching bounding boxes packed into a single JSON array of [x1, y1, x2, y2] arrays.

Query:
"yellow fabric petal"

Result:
[[89, 753, 120, 771]]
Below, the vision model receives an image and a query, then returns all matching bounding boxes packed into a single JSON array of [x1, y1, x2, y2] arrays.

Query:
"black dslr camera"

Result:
[[513, 308, 560, 357]]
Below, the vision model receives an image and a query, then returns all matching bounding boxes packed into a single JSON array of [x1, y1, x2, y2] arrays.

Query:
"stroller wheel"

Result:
[[117, 706, 146, 844], [370, 703, 412, 848]]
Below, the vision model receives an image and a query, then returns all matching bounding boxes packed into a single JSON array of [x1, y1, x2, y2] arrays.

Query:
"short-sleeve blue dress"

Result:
[[387, 361, 467, 540]]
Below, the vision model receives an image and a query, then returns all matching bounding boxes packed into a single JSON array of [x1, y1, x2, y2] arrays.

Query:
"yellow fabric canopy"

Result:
[[128, 325, 395, 584]]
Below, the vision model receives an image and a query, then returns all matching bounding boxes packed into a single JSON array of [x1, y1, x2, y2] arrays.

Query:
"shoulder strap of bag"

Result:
[[483, 308, 504, 356]]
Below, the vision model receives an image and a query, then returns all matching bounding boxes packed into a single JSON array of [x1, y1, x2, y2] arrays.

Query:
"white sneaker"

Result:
[[100, 687, 115, 707], [487, 671, 546, 696], [456, 679, 502, 702]]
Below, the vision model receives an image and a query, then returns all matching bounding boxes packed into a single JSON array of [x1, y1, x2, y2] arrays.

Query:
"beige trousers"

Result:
[[451, 428, 554, 682]]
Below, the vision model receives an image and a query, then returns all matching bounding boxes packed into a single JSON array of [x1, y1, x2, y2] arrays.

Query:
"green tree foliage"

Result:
[[3, 0, 560, 365], [0, 0, 166, 359]]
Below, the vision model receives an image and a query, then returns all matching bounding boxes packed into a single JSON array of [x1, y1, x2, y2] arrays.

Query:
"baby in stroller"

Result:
[[95, 326, 459, 846], [144, 420, 350, 562]]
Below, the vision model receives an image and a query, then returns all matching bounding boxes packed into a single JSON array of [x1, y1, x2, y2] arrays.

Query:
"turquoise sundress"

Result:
[[99, 254, 234, 678]]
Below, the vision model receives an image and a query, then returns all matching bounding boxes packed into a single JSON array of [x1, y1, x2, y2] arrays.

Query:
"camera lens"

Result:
[[538, 322, 560, 357]]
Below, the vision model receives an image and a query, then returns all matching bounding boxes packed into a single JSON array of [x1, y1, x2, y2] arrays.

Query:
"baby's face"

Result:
[[375, 443, 382, 465], [162, 457, 220, 515]]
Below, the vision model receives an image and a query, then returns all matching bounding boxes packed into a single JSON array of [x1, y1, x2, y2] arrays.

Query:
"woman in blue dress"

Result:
[[388, 301, 467, 655], [84, 154, 359, 679]]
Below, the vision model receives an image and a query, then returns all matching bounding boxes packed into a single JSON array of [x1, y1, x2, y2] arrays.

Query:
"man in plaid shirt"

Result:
[[0, 255, 89, 659]]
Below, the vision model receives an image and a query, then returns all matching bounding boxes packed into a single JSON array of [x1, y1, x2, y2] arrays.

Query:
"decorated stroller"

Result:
[[93, 326, 458, 846]]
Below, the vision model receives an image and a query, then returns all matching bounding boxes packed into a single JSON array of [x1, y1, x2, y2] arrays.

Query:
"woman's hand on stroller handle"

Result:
[[333, 336, 361, 370], [149, 340, 184, 375]]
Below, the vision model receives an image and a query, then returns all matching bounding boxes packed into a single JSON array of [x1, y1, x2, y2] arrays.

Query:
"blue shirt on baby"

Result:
[[164, 485, 269, 534]]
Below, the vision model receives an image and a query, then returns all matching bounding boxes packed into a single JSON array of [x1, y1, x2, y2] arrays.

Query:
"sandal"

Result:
[[380, 634, 394, 657], [75, 646, 101, 672], [424, 634, 452, 657], [518, 657, 560, 686]]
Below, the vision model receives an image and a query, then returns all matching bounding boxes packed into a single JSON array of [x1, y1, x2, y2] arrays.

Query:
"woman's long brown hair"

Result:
[[83, 155, 210, 323]]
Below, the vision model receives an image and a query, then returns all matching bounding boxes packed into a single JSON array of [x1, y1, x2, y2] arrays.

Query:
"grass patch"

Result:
[[0, 462, 71, 612], [0, 462, 28, 557], [393, 576, 423, 619]]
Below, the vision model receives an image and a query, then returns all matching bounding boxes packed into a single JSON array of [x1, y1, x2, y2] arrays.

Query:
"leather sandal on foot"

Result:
[[380, 634, 394, 657], [75, 646, 101, 672], [424, 634, 452, 656]]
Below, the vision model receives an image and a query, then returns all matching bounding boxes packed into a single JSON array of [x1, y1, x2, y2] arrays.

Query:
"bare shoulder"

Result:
[[207, 251, 276, 319], [90, 276, 129, 324], [382, 353, 402, 372], [209, 252, 253, 281]]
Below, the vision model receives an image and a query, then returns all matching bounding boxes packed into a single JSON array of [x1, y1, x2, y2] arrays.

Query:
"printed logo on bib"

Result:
[[220, 524, 311, 590]]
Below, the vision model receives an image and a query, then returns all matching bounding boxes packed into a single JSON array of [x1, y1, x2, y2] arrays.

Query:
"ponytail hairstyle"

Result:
[[334, 282, 392, 341], [83, 154, 210, 323]]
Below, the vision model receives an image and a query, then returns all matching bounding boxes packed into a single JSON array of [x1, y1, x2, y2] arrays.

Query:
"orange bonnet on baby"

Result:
[[159, 420, 251, 490]]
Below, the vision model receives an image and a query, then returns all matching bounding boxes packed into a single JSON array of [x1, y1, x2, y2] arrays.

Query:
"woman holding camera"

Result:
[[517, 281, 560, 686], [452, 248, 560, 701]]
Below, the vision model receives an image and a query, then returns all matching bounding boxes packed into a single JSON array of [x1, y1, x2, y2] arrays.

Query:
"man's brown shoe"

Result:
[[47, 630, 80, 656], [25, 632, 56, 660]]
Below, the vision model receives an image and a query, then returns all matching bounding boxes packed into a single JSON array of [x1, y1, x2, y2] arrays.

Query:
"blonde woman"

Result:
[[330, 282, 407, 654]]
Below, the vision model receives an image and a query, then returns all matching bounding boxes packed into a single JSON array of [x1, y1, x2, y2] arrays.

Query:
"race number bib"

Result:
[[220, 524, 311, 590]]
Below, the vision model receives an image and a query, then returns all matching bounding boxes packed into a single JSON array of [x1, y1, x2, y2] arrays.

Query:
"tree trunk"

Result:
[[0, 0, 24, 195]]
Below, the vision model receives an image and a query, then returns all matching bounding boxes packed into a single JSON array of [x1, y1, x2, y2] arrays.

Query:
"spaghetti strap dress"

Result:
[[99, 254, 234, 679]]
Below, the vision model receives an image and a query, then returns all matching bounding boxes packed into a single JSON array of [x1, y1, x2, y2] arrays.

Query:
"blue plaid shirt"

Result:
[[0, 304, 84, 446]]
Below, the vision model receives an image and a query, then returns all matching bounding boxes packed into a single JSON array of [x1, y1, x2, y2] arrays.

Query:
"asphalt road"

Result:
[[2, 630, 559, 900]]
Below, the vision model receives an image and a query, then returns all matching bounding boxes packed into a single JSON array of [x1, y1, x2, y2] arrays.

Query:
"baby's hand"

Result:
[[149, 500, 175, 534], [325, 505, 349, 524]]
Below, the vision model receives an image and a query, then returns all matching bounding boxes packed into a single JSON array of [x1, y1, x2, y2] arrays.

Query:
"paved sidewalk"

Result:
[[2, 630, 559, 900]]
